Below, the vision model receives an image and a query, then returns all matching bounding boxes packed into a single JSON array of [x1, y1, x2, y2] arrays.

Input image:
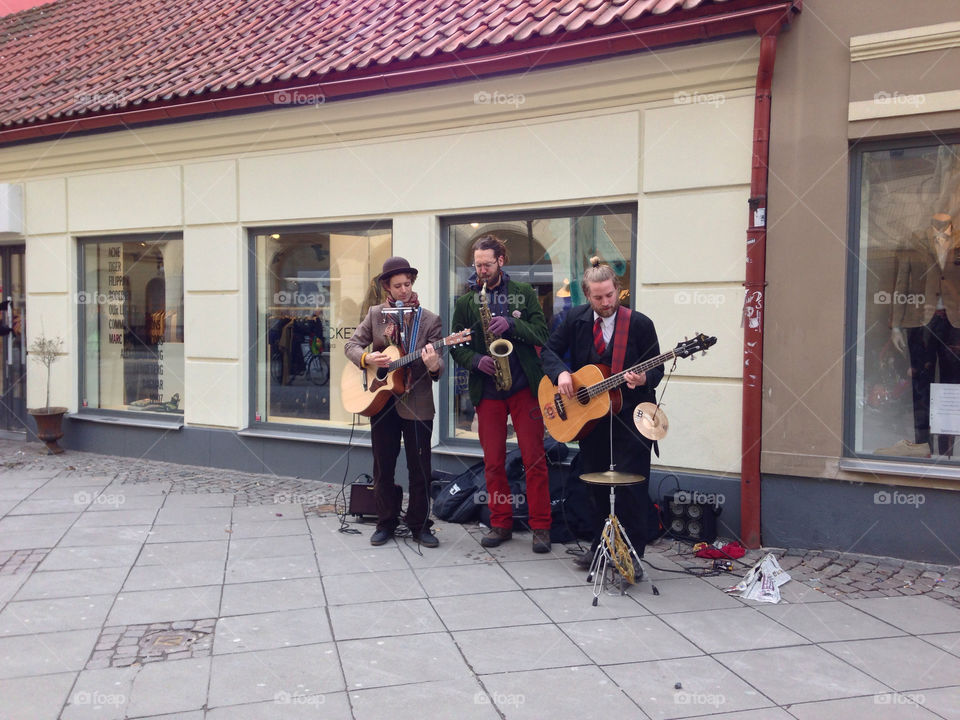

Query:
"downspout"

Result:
[[741, 18, 787, 549]]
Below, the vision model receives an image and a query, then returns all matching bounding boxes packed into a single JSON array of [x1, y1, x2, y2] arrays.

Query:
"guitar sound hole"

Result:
[[576, 388, 590, 405], [375, 368, 389, 382]]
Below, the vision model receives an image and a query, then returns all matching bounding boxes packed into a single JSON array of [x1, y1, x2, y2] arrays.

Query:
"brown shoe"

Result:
[[480, 526, 512, 548], [532, 529, 551, 554]]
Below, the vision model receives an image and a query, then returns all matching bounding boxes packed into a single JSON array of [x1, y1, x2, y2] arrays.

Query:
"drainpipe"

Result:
[[741, 14, 791, 549]]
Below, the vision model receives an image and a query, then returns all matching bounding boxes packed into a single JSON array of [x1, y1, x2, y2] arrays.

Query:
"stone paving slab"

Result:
[[2, 439, 960, 719]]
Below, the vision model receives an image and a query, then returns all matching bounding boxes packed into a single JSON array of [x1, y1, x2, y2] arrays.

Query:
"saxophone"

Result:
[[480, 281, 514, 391]]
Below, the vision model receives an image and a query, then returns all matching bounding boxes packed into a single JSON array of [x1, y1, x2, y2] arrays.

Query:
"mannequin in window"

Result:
[[889, 212, 960, 456]]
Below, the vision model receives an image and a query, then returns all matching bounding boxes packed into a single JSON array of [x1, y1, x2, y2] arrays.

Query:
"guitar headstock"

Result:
[[444, 329, 473, 347], [674, 333, 717, 358]]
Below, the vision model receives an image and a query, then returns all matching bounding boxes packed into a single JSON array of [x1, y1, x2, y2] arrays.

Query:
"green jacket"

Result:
[[451, 278, 549, 405]]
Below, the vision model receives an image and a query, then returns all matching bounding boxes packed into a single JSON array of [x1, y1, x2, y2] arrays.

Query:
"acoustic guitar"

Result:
[[538, 333, 717, 442], [340, 329, 472, 417]]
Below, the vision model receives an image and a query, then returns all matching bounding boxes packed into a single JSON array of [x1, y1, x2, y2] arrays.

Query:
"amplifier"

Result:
[[664, 491, 719, 543], [348, 477, 403, 520]]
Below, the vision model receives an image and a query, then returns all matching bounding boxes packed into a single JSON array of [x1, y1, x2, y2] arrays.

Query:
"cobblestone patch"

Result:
[[650, 537, 960, 610], [87, 619, 216, 669], [0, 548, 50, 575], [0, 439, 342, 508]]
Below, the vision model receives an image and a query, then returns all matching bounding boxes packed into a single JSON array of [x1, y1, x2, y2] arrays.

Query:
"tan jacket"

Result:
[[344, 303, 443, 421], [893, 233, 960, 328]]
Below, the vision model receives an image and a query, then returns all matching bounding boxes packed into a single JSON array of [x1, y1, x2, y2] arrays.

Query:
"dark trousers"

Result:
[[370, 396, 433, 534], [578, 414, 653, 557], [907, 311, 960, 453]]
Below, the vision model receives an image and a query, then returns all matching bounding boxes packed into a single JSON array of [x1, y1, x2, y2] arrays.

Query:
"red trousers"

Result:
[[476, 390, 551, 530]]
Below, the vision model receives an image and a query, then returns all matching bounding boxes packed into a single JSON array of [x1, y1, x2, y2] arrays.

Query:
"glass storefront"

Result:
[[443, 205, 635, 441], [253, 224, 391, 428], [80, 235, 184, 414], [850, 140, 960, 462]]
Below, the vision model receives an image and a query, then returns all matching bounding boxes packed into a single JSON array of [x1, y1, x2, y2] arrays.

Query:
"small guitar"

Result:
[[538, 333, 717, 442], [341, 329, 472, 417]]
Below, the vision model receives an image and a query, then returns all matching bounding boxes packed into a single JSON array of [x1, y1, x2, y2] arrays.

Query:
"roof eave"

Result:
[[0, 0, 800, 147]]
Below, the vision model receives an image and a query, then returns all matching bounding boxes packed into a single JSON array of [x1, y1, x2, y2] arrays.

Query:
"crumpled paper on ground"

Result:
[[724, 553, 791, 603]]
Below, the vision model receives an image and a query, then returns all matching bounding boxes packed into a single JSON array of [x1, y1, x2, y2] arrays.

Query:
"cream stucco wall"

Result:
[[9, 38, 758, 472]]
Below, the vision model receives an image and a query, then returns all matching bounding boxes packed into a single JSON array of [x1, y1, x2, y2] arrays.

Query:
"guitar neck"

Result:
[[388, 339, 446, 371], [586, 350, 678, 397]]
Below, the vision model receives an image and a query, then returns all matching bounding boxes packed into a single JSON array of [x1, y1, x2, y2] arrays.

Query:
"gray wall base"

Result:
[[761, 474, 959, 565]]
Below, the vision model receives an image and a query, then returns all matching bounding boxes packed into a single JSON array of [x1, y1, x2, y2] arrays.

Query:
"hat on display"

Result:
[[379, 256, 418, 283]]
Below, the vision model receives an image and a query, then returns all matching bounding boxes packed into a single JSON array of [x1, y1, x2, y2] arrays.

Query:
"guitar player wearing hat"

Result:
[[344, 256, 443, 547]]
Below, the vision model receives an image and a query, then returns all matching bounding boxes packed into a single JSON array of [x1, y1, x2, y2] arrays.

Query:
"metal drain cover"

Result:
[[139, 629, 205, 657]]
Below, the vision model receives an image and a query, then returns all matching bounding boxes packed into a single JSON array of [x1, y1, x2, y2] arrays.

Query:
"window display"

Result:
[[851, 141, 960, 462], [443, 206, 635, 441], [253, 224, 391, 427], [80, 235, 184, 414]]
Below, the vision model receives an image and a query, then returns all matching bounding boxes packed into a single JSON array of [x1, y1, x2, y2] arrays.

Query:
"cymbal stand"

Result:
[[583, 398, 644, 606]]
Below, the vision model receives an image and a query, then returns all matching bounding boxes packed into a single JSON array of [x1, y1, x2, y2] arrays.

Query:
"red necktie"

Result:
[[593, 317, 606, 355]]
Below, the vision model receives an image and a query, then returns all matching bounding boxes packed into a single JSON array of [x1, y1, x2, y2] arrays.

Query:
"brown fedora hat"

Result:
[[378, 256, 418, 283]]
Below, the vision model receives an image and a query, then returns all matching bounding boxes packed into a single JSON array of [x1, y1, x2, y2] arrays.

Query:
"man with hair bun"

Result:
[[541, 256, 663, 572]]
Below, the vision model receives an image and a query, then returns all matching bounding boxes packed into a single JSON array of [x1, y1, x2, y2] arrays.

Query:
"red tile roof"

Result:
[[0, 0, 799, 143]]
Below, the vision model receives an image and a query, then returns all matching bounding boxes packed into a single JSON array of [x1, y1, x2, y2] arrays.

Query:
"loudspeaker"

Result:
[[664, 492, 718, 543]]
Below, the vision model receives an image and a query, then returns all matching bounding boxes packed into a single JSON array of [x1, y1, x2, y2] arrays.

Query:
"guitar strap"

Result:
[[610, 305, 631, 373], [610, 305, 660, 458]]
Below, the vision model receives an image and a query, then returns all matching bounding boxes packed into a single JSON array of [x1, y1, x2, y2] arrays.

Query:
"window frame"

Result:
[[843, 134, 960, 474], [75, 231, 185, 426], [437, 202, 638, 449], [245, 220, 392, 438]]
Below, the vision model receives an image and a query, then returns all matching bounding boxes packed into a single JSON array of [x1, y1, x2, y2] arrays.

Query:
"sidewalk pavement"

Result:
[[1, 439, 959, 720]]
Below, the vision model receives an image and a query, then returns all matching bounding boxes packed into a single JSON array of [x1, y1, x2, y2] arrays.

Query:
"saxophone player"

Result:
[[451, 235, 553, 553]]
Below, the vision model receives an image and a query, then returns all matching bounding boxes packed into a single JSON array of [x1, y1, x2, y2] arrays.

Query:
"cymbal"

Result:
[[579, 470, 647, 486], [633, 402, 668, 441]]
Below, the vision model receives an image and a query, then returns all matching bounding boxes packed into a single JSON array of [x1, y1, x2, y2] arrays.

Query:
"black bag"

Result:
[[432, 461, 484, 523], [549, 451, 596, 543]]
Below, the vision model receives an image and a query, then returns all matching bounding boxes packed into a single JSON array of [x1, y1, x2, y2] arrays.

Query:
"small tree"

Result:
[[28, 335, 64, 412]]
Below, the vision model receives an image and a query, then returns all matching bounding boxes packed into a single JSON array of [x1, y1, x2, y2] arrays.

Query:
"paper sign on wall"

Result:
[[930, 383, 960, 435]]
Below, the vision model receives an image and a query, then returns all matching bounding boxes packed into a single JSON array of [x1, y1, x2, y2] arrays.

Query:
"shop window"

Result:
[[253, 224, 391, 428], [442, 205, 636, 442], [849, 140, 960, 462], [80, 235, 184, 414]]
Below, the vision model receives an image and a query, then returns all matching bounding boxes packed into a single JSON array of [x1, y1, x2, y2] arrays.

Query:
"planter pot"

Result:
[[27, 407, 68, 455]]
